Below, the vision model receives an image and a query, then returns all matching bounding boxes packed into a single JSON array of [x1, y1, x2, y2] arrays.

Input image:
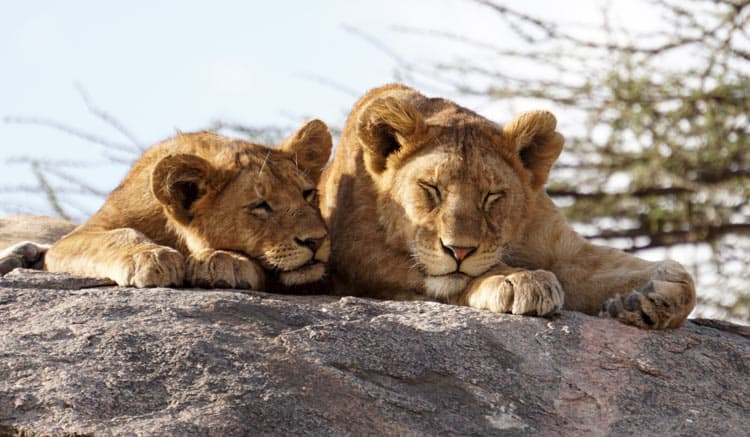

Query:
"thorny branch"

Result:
[[74, 83, 145, 151], [2, 92, 144, 220], [30, 161, 70, 221]]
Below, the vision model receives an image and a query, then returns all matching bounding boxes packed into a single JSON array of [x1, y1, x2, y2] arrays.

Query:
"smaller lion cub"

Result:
[[45, 120, 332, 290]]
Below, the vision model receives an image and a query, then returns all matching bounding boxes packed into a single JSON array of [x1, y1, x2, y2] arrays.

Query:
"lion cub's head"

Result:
[[151, 120, 332, 287], [354, 86, 563, 298]]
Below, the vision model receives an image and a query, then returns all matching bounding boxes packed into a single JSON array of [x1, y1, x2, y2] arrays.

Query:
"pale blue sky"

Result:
[[1, 0, 647, 219]]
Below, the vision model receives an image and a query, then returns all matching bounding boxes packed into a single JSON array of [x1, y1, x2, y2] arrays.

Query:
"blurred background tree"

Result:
[[3, 0, 748, 321]]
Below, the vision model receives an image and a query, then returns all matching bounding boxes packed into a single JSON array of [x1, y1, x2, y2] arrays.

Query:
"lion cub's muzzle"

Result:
[[262, 234, 330, 286], [418, 240, 501, 299]]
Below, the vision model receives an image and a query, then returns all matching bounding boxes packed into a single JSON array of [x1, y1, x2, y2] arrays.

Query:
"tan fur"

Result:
[[319, 84, 696, 329], [45, 120, 333, 290]]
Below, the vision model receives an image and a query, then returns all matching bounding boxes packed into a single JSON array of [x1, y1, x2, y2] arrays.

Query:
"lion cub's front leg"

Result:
[[45, 228, 185, 287], [117, 245, 185, 288], [459, 265, 564, 316], [186, 249, 265, 290]]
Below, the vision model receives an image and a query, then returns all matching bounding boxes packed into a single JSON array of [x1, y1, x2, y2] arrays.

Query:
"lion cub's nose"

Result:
[[441, 241, 477, 263], [294, 235, 327, 253]]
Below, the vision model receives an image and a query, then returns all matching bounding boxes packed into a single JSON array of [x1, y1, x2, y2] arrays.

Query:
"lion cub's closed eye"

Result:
[[44, 119, 333, 291], [318, 83, 696, 330]]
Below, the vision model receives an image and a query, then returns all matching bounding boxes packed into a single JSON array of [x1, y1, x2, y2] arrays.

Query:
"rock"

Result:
[[1, 269, 114, 289], [0, 216, 75, 250], [0, 269, 748, 436]]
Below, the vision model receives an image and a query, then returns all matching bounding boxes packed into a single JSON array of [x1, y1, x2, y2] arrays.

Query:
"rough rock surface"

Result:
[[0, 269, 748, 436], [0, 216, 75, 250]]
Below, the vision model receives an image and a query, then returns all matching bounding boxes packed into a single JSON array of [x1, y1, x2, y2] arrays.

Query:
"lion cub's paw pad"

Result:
[[599, 282, 670, 329], [0, 241, 50, 275], [187, 250, 264, 290], [126, 247, 185, 288]]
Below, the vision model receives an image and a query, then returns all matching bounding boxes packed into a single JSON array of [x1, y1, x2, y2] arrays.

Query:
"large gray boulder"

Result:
[[0, 268, 748, 436]]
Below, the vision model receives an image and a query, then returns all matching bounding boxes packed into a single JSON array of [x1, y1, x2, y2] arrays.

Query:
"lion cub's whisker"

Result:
[[317, 83, 696, 329], [45, 120, 333, 292]]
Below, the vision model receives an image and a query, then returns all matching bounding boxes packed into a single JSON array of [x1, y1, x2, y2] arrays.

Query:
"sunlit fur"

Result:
[[423, 274, 471, 300], [45, 120, 332, 290], [384, 148, 529, 297], [319, 84, 696, 329]]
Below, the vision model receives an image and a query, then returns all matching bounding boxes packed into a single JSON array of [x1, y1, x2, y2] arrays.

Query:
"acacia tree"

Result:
[[382, 0, 749, 319]]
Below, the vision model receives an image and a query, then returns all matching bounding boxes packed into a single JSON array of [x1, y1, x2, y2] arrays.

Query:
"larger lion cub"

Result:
[[319, 84, 696, 329], [46, 120, 332, 290]]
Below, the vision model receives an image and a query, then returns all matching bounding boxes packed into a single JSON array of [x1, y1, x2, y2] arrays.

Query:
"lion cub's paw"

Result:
[[187, 249, 265, 290], [482, 270, 564, 316], [599, 281, 674, 329], [117, 246, 185, 288], [600, 261, 695, 329], [0, 241, 50, 275]]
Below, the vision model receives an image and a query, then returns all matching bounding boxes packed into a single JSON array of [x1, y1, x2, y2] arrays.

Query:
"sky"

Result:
[[0, 0, 489, 217], [2, 0, 658, 219], [0, 0, 688, 252]]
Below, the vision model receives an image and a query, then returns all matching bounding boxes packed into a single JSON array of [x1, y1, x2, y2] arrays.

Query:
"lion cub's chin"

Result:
[[424, 274, 471, 300], [277, 262, 326, 286]]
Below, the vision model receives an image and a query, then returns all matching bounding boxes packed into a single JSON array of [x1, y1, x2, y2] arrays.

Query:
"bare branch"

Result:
[[587, 223, 750, 252], [75, 83, 145, 150], [341, 24, 414, 70], [548, 187, 697, 199], [30, 161, 70, 221], [297, 73, 359, 97], [3, 115, 139, 155], [40, 167, 110, 197]]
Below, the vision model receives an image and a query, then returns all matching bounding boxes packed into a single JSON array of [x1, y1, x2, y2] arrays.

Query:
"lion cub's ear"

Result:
[[503, 110, 564, 190], [152, 154, 224, 224], [357, 96, 426, 173], [279, 119, 333, 182]]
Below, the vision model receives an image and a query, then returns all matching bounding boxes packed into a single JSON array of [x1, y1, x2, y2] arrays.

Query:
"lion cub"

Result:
[[319, 84, 696, 329], [45, 120, 332, 290]]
